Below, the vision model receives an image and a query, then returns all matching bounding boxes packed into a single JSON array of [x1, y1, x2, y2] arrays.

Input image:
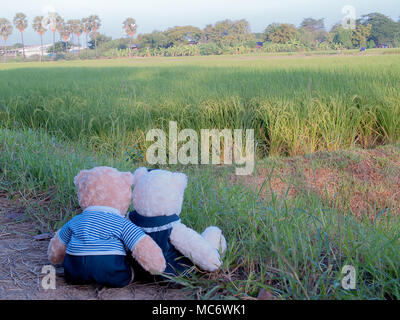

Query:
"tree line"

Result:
[[1, 12, 399, 62], [263, 14, 399, 50], [135, 14, 399, 50], [0, 13, 137, 62]]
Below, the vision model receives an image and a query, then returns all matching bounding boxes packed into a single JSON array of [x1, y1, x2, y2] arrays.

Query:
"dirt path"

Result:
[[231, 145, 400, 218], [0, 200, 189, 300]]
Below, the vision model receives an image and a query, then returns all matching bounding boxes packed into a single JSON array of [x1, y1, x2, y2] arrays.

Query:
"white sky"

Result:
[[2, 0, 399, 45]]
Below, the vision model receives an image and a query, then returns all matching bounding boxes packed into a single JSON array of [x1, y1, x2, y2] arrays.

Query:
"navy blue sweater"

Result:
[[128, 210, 193, 276]]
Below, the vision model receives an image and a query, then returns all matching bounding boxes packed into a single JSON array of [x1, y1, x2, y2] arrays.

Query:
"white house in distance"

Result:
[[23, 44, 53, 57], [0, 44, 52, 57], [1, 44, 83, 57]]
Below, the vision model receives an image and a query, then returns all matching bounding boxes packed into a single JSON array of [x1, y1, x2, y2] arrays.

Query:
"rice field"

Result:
[[1, 54, 399, 158], [1, 53, 400, 299]]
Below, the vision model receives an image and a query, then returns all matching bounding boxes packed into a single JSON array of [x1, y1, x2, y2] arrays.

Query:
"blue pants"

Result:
[[63, 254, 132, 288]]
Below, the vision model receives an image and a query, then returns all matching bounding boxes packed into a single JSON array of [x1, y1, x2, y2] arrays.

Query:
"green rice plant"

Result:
[[2, 54, 398, 159], [375, 89, 400, 144], [314, 98, 360, 151]]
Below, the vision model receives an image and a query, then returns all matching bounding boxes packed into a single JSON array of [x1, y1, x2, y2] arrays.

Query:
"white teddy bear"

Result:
[[128, 167, 227, 276]]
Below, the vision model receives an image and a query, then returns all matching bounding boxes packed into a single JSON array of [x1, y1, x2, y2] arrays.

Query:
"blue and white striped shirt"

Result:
[[58, 206, 146, 256]]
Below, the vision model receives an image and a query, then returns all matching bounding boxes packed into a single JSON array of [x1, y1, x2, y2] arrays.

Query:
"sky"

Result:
[[2, 0, 399, 46]]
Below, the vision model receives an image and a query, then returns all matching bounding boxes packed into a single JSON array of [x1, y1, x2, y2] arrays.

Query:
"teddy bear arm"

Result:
[[202, 226, 227, 254], [132, 235, 166, 274], [47, 231, 67, 265], [170, 223, 222, 272]]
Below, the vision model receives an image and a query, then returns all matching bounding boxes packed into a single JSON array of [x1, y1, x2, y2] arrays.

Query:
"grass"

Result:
[[1, 53, 400, 299], [1, 128, 400, 299], [1, 54, 399, 158]]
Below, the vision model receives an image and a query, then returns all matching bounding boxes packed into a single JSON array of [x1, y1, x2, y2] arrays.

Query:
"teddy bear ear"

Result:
[[132, 167, 148, 185], [121, 171, 134, 186], [173, 172, 188, 191], [74, 169, 89, 187]]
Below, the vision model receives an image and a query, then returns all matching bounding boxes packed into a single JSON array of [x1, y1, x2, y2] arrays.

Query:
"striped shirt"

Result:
[[58, 206, 146, 256]]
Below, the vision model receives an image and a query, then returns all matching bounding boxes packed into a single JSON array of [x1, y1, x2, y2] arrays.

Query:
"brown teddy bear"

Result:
[[47, 166, 166, 287]]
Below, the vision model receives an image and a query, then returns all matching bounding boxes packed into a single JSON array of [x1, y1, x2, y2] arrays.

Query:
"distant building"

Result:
[[130, 44, 138, 50], [0, 44, 84, 58], [0, 48, 19, 57], [68, 46, 83, 54], [22, 44, 52, 57], [187, 40, 198, 45], [377, 44, 389, 49]]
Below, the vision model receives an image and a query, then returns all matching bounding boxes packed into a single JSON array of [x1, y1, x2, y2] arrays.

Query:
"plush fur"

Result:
[[132, 167, 226, 272], [47, 166, 166, 276], [132, 168, 187, 217], [74, 166, 134, 216]]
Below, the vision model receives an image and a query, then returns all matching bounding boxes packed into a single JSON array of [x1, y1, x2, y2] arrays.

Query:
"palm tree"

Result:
[[13, 13, 28, 61], [88, 15, 101, 58], [58, 24, 72, 54], [60, 24, 71, 43], [56, 16, 65, 41], [66, 20, 75, 47], [32, 16, 47, 62], [71, 19, 83, 54], [0, 18, 13, 63], [82, 17, 91, 59], [43, 12, 62, 60], [123, 18, 137, 57]]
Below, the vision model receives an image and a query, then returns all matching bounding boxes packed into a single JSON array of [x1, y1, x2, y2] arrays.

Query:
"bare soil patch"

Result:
[[236, 146, 400, 218], [0, 196, 189, 300]]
